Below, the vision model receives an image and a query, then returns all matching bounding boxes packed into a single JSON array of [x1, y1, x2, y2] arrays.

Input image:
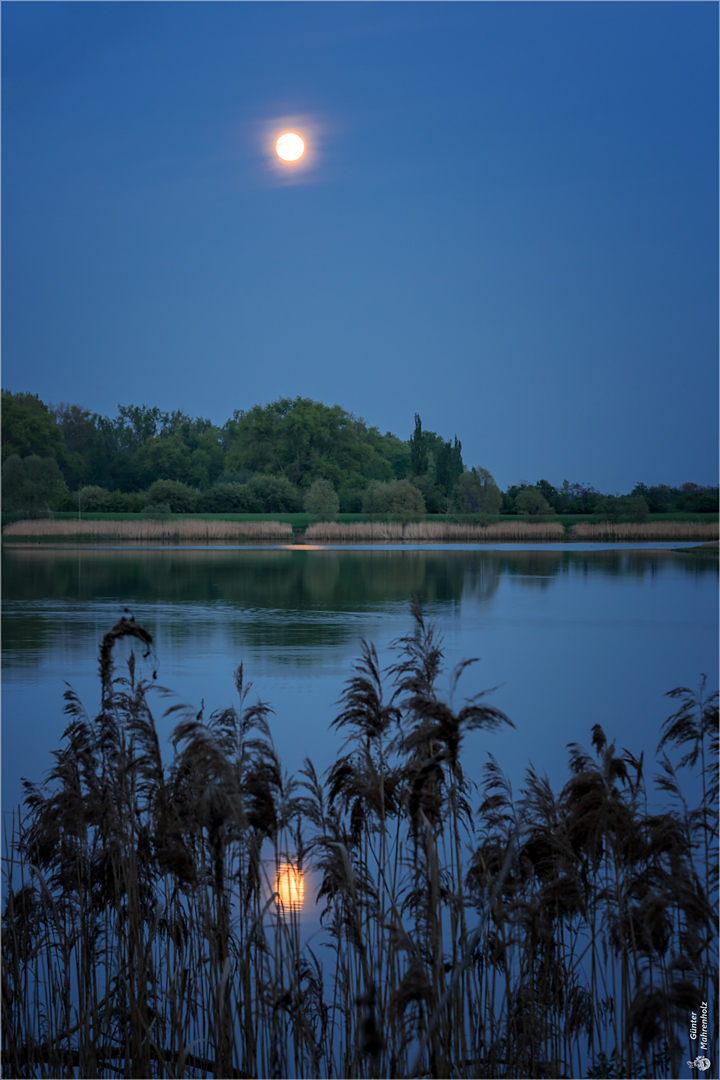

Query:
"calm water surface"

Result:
[[3, 543, 717, 817]]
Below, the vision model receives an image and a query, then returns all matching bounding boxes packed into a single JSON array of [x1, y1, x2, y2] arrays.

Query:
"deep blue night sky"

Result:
[[2, 1, 717, 491]]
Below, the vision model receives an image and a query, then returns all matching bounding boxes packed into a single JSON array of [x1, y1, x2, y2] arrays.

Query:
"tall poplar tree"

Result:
[[409, 413, 429, 476]]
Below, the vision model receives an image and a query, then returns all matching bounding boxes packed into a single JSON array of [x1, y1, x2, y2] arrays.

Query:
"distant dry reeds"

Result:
[[2, 518, 293, 541], [304, 520, 566, 541], [570, 520, 719, 541], [5, 518, 716, 547], [3, 607, 717, 1078]]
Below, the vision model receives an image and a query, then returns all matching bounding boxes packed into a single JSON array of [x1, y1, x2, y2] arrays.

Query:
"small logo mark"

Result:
[[688, 1057, 711, 1072]]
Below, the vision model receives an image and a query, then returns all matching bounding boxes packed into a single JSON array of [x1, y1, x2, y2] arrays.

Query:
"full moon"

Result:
[[276, 132, 305, 161]]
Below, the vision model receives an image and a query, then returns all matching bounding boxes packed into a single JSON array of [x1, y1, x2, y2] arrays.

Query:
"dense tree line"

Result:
[[503, 478, 718, 517], [1, 390, 717, 517]]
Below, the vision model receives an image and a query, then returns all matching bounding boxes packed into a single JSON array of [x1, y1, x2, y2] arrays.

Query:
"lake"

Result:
[[3, 542, 717, 819]]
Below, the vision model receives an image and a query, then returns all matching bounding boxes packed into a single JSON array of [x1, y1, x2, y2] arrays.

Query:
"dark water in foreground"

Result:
[[2, 543, 717, 817]]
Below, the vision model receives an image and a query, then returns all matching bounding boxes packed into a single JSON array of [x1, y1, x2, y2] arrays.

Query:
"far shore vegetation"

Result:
[[3, 517, 718, 545], [2, 392, 718, 533]]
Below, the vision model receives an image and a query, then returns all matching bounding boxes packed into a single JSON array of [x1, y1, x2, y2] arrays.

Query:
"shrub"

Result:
[[246, 474, 302, 513], [623, 495, 649, 522], [362, 479, 426, 521], [202, 482, 261, 513], [410, 474, 443, 513], [453, 467, 502, 514], [337, 482, 366, 513], [515, 488, 552, 516], [304, 479, 339, 520], [58, 488, 78, 512], [78, 485, 111, 511], [142, 479, 199, 513], [594, 495, 649, 524], [106, 490, 143, 513], [141, 502, 172, 518], [215, 470, 255, 485], [692, 492, 720, 513]]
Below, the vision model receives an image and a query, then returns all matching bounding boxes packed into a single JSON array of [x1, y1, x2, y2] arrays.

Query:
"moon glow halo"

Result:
[[276, 133, 305, 161]]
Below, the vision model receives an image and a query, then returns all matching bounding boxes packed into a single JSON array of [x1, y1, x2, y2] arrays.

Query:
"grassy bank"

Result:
[[3, 510, 717, 528], [3, 609, 716, 1078], [674, 541, 720, 555]]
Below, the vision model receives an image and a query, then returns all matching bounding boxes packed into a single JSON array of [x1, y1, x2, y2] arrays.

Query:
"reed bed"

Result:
[[304, 520, 566, 542], [305, 520, 405, 541], [570, 520, 719, 542], [3, 609, 717, 1078], [2, 518, 293, 542]]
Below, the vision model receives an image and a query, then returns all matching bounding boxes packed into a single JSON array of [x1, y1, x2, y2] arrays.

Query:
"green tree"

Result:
[[2, 392, 66, 463], [158, 412, 225, 488], [2, 454, 69, 513], [453, 467, 502, 515], [53, 402, 101, 489], [645, 484, 676, 512], [515, 489, 552, 516], [87, 404, 224, 494], [135, 434, 193, 487], [410, 474, 443, 513], [304, 479, 340, 520], [117, 403, 162, 444], [435, 436, 464, 496], [337, 481, 367, 513], [534, 479, 561, 513], [690, 492, 719, 512], [553, 481, 601, 514], [594, 495, 649, 523], [78, 486, 111, 511], [2, 454, 29, 511], [223, 397, 402, 490], [390, 451, 412, 479], [409, 413, 429, 476], [90, 408, 159, 492], [624, 496, 649, 522], [106, 491, 142, 512], [362, 479, 426, 521], [142, 480, 199, 513], [202, 483, 261, 513], [246, 474, 302, 513]]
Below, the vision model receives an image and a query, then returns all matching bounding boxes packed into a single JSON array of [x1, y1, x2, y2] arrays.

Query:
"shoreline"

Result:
[[3, 519, 718, 547], [2, 539, 716, 553]]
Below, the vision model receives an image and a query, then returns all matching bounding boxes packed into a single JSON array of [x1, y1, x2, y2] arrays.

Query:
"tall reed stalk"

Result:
[[3, 609, 717, 1077]]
